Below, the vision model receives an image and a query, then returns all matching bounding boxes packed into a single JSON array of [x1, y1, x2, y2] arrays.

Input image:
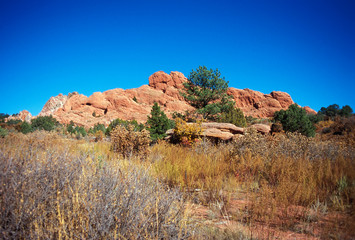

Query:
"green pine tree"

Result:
[[147, 102, 173, 141], [181, 66, 234, 120]]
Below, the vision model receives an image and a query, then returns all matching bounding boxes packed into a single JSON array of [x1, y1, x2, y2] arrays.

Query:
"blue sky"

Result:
[[1, 0, 354, 116]]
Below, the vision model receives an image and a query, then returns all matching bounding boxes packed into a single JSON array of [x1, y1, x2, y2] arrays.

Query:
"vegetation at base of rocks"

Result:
[[181, 66, 234, 120], [0, 132, 190, 239], [31, 115, 60, 131], [110, 125, 151, 159], [0, 126, 8, 138], [218, 106, 247, 127], [20, 121, 32, 134], [66, 121, 87, 138], [89, 123, 106, 135], [172, 118, 202, 146], [274, 104, 316, 137], [147, 102, 174, 141], [105, 118, 144, 136], [94, 130, 105, 142]]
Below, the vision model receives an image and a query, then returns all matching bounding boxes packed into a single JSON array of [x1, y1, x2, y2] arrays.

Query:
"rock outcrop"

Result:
[[165, 122, 271, 142], [248, 124, 271, 135], [7, 110, 32, 123], [39, 94, 68, 116], [36, 71, 315, 128], [227, 88, 294, 118], [303, 106, 317, 115]]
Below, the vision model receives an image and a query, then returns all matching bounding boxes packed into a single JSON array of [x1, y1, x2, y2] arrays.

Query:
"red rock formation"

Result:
[[303, 106, 317, 115], [38, 94, 68, 116], [227, 88, 294, 118], [36, 71, 316, 128], [7, 110, 32, 123]]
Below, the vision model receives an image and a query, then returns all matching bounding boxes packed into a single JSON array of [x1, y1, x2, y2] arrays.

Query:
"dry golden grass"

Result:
[[0, 131, 191, 239], [151, 130, 355, 239], [2, 128, 354, 239]]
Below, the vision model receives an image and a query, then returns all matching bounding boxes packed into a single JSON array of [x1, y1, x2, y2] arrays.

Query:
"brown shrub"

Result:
[[94, 130, 104, 142], [110, 125, 151, 159]]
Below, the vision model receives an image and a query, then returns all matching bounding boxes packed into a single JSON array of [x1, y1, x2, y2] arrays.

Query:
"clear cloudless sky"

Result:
[[0, 0, 354, 116]]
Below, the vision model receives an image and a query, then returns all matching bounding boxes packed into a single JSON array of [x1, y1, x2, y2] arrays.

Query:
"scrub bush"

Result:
[[110, 125, 151, 159]]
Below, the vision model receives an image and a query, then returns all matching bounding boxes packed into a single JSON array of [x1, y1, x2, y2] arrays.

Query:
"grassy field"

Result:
[[1, 130, 354, 239]]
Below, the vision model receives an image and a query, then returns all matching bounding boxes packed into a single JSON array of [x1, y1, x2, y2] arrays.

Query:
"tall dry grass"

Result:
[[0, 131, 191, 239], [151, 130, 355, 238]]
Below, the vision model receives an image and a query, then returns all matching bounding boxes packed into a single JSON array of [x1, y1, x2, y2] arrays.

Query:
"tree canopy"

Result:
[[181, 66, 234, 120], [147, 102, 173, 141], [319, 104, 353, 118]]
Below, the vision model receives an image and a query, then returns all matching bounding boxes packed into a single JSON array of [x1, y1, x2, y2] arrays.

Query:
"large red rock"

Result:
[[36, 71, 316, 128], [227, 88, 294, 118], [7, 110, 32, 123], [39, 94, 68, 116]]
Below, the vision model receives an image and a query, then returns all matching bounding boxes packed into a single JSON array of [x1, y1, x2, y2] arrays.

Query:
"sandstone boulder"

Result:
[[201, 122, 244, 134], [202, 128, 234, 141], [249, 124, 271, 135]]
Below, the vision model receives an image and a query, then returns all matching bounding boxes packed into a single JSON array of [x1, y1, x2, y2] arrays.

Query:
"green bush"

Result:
[[147, 102, 174, 141], [274, 104, 316, 137], [0, 126, 8, 138], [105, 118, 143, 136], [75, 126, 87, 137], [218, 106, 246, 127], [31, 116, 59, 132], [20, 121, 32, 134], [6, 119, 22, 126], [66, 121, 76, 135]]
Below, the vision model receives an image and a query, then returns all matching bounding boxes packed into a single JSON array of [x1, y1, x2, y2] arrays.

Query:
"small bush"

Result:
[[274, 104, 316, 137], [218, 106, 246, 127], [271, 122, 283, 134], [106, 118, 144, 136], [95, 130, 105, 142], [20, 121, 32, 134], [31, 115, 59, 131], [0, 126, 8, 138], [111, 125, 151, 159], [173, 118, 202, 146]]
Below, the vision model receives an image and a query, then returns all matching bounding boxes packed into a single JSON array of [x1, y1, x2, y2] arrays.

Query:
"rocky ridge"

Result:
[[35, 71, 315, 128]]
